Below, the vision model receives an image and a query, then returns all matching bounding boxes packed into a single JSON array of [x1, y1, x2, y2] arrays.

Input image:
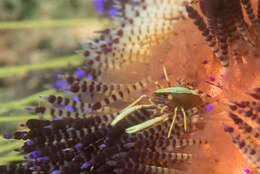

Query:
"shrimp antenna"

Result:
[[163, 65, 171, 87], [204, 80, 223, 90]]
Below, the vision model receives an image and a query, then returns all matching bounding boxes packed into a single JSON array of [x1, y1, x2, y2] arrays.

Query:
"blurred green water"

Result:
[[0, 0, 105, 163]]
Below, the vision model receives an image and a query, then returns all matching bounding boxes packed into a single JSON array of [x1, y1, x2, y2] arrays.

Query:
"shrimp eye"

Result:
[[167, 94, 173, 100]]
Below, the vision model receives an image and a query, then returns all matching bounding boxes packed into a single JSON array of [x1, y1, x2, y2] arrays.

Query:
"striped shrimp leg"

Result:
[[120, 116, 172, 143], [120, 116, 201, 144], [105, 108, 157, 145], [111, 107, 156, 130]]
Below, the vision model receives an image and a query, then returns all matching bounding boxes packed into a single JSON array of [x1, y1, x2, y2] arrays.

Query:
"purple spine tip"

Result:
[[25, 107, 32, 111], [74, 143, 83, 149], [54, 80, 69, 90], [81, 162, 89, 169], [74, 68, 86, 79], [25, 141, 32, 146], [36, 157, 49, 162], [65, 106, 74, 112], [65, 90, 72, 95], [51, 170, 61, 174], [73, 96, 80, 102], [160, 74, 165, 79], [244, 169, 250, 174], [31, 151, 41, 158], [206, 105, 213, 112], [4, 133, 11, 139], [99, 144, 106, 148], [84, 108, 91, 114], [87, 74, 93, 81], [108, 8, 119, 17], [210, 76, 215, 82], [53, 117, 62, 120]]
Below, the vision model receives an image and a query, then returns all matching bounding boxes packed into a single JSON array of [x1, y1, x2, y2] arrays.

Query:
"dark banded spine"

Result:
[[50, 77, 152, 113], [233, 1, 255, 46], [128, 150, 192, 162], [258, 0, 260, 23], [241, 0, 257, 25], [227, 111, 260, 140], [69, 76, 152, 96], [133, 137, 207, 150], [33, 106, 89, 118], [107, 159, 182, 174], [90, 77, 152, 111], [0, 163, 30, 174], [47, 95, 80, 108], [215, 16, 229, 67], [185, 4, 229, 67], [223, 124, 260, 173], [224, 87, 260, 173]]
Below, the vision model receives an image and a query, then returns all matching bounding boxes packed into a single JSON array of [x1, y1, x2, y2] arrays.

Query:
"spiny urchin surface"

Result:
[[1, 0, 260, 174], [77, 0, 191, 80], [186, 0, 260, 67], [223, 88, 260, 173], [0, 0, 211, 174]]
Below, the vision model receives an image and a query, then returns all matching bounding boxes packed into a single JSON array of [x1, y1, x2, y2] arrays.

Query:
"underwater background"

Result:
[[0, 0, 102, 164]]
